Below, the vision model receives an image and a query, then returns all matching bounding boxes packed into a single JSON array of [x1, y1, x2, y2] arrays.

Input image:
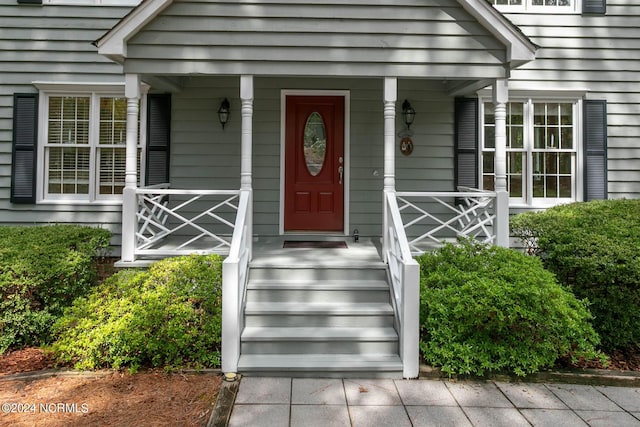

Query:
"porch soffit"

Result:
[[95, 0, 537, 75]]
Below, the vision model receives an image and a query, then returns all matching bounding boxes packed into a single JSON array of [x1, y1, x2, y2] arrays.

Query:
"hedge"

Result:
[[52, 255, 223, 372], [418, 240, 603, 377], [511, 199, 640, 351], [0, 225, 111, 353]]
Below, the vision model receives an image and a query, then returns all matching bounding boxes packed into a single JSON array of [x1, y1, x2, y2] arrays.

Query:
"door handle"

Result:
[[338, 166, 344, 185]]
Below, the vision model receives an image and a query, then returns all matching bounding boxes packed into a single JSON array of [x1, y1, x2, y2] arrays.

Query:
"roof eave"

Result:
[[95, 0, 174, 59], [456, 0, 538, 66]]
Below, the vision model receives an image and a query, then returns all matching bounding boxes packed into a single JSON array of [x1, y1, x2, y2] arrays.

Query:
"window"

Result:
[[39, 89, 145, 202], [480, 99, 581, 207], [487, 0, 581, 13], [42, 0, 142, 6]]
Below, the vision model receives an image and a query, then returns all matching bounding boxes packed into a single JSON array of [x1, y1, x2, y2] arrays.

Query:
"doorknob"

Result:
[[338, 165, 344, 185]]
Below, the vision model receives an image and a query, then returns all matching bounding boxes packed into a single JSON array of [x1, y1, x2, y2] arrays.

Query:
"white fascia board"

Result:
[[456, 0, 537, 65], [96, 0, 174, 59]]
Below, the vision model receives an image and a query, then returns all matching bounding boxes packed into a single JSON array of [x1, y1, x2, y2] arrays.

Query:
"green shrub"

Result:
[[511, 200, 640, 351], [0, 225, 111, 352], [418, 240, 603, 377], [51, 254, 223, 372]]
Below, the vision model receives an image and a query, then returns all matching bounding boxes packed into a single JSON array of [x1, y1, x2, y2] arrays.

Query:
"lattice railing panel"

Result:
[[396, 189, 497, 255], [135, 185, 240, 256]]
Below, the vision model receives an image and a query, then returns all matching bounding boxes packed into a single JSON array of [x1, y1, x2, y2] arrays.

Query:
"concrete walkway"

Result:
[[227, 377, 640, 426]]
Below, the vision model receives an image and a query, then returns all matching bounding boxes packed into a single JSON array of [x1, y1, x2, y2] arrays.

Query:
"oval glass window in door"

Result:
[[303, 112, 326, 176]]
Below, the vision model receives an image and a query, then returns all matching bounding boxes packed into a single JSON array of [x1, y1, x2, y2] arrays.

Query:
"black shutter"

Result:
[[583, 0, 606, 14], [11, 93, 38, 204], [583, 100, 608, 200], [454, 97, 479, 189], [145, 93, 171, 186]]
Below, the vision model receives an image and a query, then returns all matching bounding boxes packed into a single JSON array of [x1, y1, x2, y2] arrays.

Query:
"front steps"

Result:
[[237, 264, 403, 378]]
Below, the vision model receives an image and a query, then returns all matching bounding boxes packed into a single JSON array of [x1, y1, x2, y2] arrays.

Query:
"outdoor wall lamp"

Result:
[[402, 99, 416, 129], [218, 98, 230, 129]]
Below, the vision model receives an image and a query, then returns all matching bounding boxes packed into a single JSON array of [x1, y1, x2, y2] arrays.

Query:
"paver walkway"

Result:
[[228, 377, 640, 426]]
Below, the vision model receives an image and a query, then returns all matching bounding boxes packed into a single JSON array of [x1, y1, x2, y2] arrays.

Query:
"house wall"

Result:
[[170, 76, 456, 238], [0, 1, 132, 249], [504, 1, 640, 199], [124, 0, 507, 79]]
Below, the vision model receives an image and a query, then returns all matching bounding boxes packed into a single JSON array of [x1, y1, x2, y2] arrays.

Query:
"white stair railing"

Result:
[[396, 188, 497, 255], [135, 185, 241, 256], [384, 192, 420, 379], [221, 190, 252, 374]]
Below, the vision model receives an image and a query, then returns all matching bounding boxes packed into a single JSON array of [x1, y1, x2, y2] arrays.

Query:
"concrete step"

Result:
[[244, 312, 395, 328], [248, 265, 387, 282], [244, 302, 394, 316], [237, 354, 404, 378], [239, 262, 401, 378], [240, 326, 399, 354], [245, 280, 391, 303]]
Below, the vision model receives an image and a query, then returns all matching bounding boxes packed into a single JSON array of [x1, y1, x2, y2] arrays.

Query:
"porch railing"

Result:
[[396, 187, 497, 255], [221, 189, 252, 373], [135, 184, 241, 257], [384, 192, 420, 379]]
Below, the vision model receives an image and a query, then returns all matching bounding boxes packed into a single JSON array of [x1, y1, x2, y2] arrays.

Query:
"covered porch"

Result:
[[97, 0, 536, 378]]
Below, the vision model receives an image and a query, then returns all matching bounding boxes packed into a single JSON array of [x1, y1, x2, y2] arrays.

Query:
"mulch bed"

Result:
[[1, 348, 220, 427]]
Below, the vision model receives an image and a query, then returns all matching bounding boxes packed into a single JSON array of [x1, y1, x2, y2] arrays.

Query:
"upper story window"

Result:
[[42, 0, 141, 6], [488, 0, 581, 13], [36, 84, 147, 203], [480, 98, 582, 207]]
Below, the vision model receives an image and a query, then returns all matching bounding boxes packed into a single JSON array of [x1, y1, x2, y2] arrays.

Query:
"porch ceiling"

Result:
[[96, 0, 536, 85]]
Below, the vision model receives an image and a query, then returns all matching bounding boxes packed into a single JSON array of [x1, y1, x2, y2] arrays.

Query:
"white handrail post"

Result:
[[402, 259, 420, 378], [382, 77, 397, 261], [221, 255, 240, 373], [493, 79, 510, 247], [122, 74, 140, 263]]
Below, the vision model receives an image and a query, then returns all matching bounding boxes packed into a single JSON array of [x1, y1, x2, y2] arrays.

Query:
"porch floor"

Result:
[[251, 237, 384, 268], [116, 236, 384, 267]]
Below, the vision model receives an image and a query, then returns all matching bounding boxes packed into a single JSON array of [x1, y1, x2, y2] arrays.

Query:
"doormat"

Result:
[[283, 241, 348, 249]]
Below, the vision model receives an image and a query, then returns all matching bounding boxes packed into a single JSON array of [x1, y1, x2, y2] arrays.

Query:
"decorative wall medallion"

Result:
[[400, 136, 414, 156]]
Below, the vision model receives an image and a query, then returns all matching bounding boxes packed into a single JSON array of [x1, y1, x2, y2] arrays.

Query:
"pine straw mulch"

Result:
[[0, 348, 221, 427]]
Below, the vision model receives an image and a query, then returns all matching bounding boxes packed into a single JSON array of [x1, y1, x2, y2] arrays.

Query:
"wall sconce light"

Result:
[[402, 99, 416, 129], [218, 98, 230, 129]]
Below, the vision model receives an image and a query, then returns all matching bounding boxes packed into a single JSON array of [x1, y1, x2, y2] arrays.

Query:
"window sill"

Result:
[[509, 201, 575, 212], [38, 199, 123, 206]]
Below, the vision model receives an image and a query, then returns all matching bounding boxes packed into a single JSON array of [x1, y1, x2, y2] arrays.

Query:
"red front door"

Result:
[[284, 95, 345, 232]]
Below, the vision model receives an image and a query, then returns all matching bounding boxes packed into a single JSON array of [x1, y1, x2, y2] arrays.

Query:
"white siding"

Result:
[[0, 2, 131, 251], [505, 1, 640, 198]]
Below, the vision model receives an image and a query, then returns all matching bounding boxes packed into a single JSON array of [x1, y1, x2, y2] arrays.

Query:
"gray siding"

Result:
[[169, 76, 456, 237], [504, 1, 640, 198], [0, 1, 132, 251], [125, 0, 507, 79]]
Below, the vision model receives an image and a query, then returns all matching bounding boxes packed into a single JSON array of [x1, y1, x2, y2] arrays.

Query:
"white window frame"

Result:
[[479, 96, 584, 208], [489, 0, 581, 14], [43, 0, 141, 6], [34, 82, 148, 204]]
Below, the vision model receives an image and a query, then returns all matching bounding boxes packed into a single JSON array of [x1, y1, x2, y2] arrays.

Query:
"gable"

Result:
[[98, 0, 536, 79]]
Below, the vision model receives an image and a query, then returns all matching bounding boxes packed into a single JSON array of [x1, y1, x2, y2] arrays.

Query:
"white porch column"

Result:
[[382, 77, 397, 260], [383, 77, 397, 192], [493, 79, 510, 247], [240, 74, 253, 258], [240, 75, 253, 190], [121, 74, 141, 262]]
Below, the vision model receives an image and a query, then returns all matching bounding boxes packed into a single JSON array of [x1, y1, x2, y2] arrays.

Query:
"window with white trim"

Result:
[[40, 91, 144, 202], [488, 0, 581, 14], [43, 0, 142, 6], [480, 99, 581, 207]]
